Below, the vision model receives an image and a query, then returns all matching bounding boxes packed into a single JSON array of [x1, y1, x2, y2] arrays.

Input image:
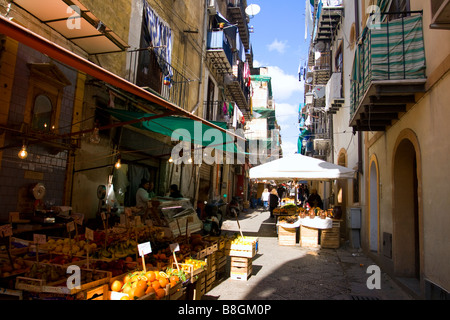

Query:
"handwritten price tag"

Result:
[[138, 242, 152, 257], [66, 221, 75, 232], [0, 224, 13, 237], [85, 227, 94, 241], [33, 234, 46, 244]]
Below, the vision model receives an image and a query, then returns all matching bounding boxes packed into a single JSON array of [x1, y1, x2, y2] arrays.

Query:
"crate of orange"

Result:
[[108, 270, 172, 300]]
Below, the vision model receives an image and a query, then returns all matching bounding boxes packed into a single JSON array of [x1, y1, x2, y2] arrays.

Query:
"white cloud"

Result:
[[267, 39, 289, 54], [266, 66, 304, 102], [276, 102, 299, 119]]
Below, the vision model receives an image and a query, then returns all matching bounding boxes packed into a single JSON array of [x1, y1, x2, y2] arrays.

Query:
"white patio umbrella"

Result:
[[249, 153, 355, 181]]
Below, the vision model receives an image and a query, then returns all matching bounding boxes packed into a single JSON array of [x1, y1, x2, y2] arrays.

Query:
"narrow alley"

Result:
[[203, 208, 414, 300]]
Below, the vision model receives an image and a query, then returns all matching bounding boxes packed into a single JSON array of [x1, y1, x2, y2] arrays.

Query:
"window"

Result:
[[136, 18, 163, 92], [32, 94, 53, 132], [205, 78, 215, 121], [25, 63, 70, 133], [388, 0, 411, 21]]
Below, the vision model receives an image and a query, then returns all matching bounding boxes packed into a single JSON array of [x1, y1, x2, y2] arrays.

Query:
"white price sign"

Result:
[[138, 241, 152, 257], [170, 243, 180, 252]]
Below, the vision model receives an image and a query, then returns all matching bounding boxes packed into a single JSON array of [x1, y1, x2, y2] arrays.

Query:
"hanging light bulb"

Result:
[[168, 156, 173, 163], [18, 145, 28, 159], [115, 158, 121, 169], [188, 157, 193, 163], [114, 153, 121, 169]]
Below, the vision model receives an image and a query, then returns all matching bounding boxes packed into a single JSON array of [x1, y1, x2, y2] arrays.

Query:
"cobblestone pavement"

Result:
[[203, 208, 414, 300]]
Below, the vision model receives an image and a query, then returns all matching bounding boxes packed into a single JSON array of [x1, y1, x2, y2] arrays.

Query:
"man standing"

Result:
[[136, 178, 151, 218]]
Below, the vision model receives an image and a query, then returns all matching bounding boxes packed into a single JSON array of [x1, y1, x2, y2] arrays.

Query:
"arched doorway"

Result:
[[369, 156, 379, 252], [393, 131, 422, 280]]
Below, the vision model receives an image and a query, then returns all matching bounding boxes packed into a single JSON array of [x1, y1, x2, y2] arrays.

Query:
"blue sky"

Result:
[[247, 0, 310, 155]]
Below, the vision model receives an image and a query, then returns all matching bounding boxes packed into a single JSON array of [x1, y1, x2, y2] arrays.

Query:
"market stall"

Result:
[[0, 196, 238, 301], [249, 154, 354, 249]]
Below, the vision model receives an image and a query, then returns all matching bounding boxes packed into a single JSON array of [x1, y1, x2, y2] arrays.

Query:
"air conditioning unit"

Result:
[[314, 139, 330, 151], [208, 0, 217, 15]]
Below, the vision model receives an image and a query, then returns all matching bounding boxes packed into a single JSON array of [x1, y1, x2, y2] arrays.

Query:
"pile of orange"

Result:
[[110, 270, 179, 300]]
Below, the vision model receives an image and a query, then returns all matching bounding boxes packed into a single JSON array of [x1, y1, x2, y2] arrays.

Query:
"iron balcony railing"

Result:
[[127, 48, 189, 110], [350, 11, 426, 119]]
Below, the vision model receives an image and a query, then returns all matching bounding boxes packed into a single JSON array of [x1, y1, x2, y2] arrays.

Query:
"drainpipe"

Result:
[[190, 0, 208, 115]]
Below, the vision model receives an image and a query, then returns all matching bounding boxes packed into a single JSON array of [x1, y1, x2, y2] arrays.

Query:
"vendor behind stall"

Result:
[[306, 189, 323, 209], [135, 179, 152, 217], [169, 184, 183, 198]]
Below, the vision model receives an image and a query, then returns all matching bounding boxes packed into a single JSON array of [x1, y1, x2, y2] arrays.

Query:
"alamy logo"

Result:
[[366, 265, 381, 290], [66, 265, 81, 290], [367, 5, 382, 30], [67, 5, 81, 30], [170, 126, 281, 165]]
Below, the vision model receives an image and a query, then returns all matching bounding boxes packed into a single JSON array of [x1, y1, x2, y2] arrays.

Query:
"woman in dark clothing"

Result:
[[268, 186, 279, 218]]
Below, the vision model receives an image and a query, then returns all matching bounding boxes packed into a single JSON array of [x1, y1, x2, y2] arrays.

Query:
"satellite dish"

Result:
[[245, 4, 261, 18], [306, 77, 313, 84], [315, 41, 326, 52]]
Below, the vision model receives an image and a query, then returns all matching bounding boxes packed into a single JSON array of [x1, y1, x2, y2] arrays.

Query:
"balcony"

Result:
[[325, 72, 344, 114], [206, 30, 233, 74], [313, 0, 344, 43], [227, 0, 250, 51], [350, 13, 427, 132], [224, 63, 250, 118]]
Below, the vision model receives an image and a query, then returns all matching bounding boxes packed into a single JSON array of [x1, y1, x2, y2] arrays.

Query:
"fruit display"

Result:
[[109, 270, 174, 300], [16, 262, 109, 295], [48, 255, 84, 266], [90, 240, 137, 260], [180, 258, 207, 275], [278, 215, 299, 224], [44, 238, 97, 256], [0, 240, 28, 257], [0, 257, 29, 278], [226, 235, 258, 258], [82, 259, 136, 277]]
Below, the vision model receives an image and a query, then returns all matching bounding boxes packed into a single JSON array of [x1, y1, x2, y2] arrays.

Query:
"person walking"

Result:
[[261, 188, 270, 210]]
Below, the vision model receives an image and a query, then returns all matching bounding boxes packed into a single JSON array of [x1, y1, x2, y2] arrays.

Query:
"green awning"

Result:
[[102, 108, 244, 154], [253, 108, 276, 130]]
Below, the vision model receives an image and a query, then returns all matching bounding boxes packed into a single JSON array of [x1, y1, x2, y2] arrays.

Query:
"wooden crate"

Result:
[[215, 251, 227, 271], [278, 226, 297, 246], [77, 284, 109, 300], [230, 257, 252, 281], [205, 270, 216, 292], [320, 221, 341, 249], [193, 271, 205, 300], [15, 264, 110, 295], [205, 252, 217, 274], [225, 237, 258, 258], [300, 225, 319, 248]]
